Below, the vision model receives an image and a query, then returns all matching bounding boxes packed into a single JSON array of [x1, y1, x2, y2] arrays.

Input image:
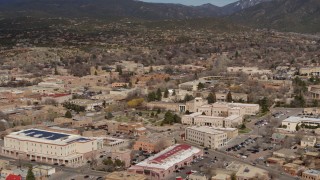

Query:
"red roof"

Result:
[[6, 174, 22, 180], [45, 93, 70, 98], [152, 144, 191, 163]]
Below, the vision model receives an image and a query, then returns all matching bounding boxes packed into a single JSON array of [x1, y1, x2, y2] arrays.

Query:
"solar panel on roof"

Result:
[[22, 129, 69, 140]]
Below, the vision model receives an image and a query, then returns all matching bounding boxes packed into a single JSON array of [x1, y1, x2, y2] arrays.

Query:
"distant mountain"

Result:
[[222, 0, 272, 15], [229, 0, 320, 33], [0, 0, 222, 20]]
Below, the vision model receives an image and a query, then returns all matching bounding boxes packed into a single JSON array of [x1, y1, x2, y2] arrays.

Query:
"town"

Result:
[[0, 1, 319, 180]]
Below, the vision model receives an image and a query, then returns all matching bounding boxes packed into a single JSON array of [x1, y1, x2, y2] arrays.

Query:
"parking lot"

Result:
[[169, 152, 227, 179]]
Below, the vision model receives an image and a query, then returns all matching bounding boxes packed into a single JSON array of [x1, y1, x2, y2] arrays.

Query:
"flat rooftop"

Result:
[[132, 144, 201, 170], [283, 116, 320, 123], [187, 126, 225, 135], [6, 129, 92, 145], [304, 169, 320, 175]]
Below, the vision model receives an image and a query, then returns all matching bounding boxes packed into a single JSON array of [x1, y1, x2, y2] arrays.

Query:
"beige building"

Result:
[[111, 149, 132, 168], [133, 133, 174, 153], [105, 171, 147, 180], [302, 169, 320, 180], [273, 149, 298, 159], [104, 136, 129, 151], [303, 107, 320, 115], [188, 173, 208, 180], [281, 116, 320, 132], [82, 130, 106, 137], [69, 99, 103, 111], [227, 67, 272, 75], [300, 67, 320, 77], [185, 126, 228, 149], [301, 136, 317, 147], [226, 162, 269, 180], [2, 129, 103, 167], [308, 85, 320, 100], [216, 92, 248, 102], [182, 113, 243, 128], [211, 174, 231, 180], [71, 116, 93, 128]]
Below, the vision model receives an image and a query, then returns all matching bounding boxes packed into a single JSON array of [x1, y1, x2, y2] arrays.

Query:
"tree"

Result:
[[164, 88, 169, 98], [156, 88, 162, 101], [103, 158, 113, 166], [162, 111, 181, 125], [102, 100, 106, 108], [197, 82, 205, 90], [184, 94, 194, 102], [105, 112, 114, 119], [207, 92, 216, 104], [259, 97, 269, 113], [54, 66, 59, 75], [116, 65, 122, 75], [114, 159, 125, 167], [296, 124, 300, 131], [127, 98, 144, 108], [226, 91, 233, 102], [149, 66, 153, 73], [26, 166, 35, 180], [65, 110, 72, 118], [235, 51, 240, 59], [147, 92, 156, 102], [231, 173, 236, 180], [94, 71, 98, 76], [172, 90, 176, 96], [312, 100, 319, 107]]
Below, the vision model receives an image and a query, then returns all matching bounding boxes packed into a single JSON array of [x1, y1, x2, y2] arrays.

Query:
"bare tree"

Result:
[[43, 99, 58, 106]]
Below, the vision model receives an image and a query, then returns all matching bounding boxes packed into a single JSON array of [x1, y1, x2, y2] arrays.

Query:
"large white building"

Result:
[[281, 116, 320, 132], [128, 144, 202, 180], [2, 129, 103, 167], [182, 102, 259, 128], [185, 126, 228, 149]]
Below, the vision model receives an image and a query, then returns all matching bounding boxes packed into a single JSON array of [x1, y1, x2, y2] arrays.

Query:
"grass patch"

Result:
[[239, 128, 251, 134]]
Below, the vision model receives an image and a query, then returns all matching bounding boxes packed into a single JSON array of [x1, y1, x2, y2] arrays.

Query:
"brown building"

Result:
[[133, 134, 174, 153], [118, 123, 145, 135], [302, 170, 320, 180]]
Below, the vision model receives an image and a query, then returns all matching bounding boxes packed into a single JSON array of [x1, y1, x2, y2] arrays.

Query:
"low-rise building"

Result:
[[188, 172, 208, 180], [82, 130, 106, 137], [104, 136, 129, 151], [133, 134, 174, 153], [227, 67, 272, 75], [111, 149, 132, 168], [105, 171, 147, 180], [128, 144, 202, 180], [273, 149, 298, 160], [216, 92, 248, 102], [182, 113, 242, 128], [226, 162, 269, 180], [185, 126, 228, 149], [41, 93, 72, 104], [302, 169, 320, 180], [283, 163, 306, 176], [69, 99, 103, 111], [301, 136, 317, 147], [2, 129, 103, 167], [118, 123, 145, 135], [281, 116, 320, 132], [300, 67, 320, 77], [211, 174, 231, 180]]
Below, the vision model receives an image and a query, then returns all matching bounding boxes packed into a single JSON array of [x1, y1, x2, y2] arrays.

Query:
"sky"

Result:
[[140, 0, 238, 6]]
